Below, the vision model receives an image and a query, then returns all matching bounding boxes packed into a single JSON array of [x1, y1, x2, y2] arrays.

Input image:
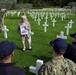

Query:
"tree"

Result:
[[23, 0, 29, 3], [52, 0, 63, 7], [0, 0, 17, 28], [68, 2, 76, 18], [68, 2, 76, 8]]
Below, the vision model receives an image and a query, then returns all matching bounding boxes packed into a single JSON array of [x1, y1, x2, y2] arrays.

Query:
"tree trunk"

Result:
[[0, 16, 4, 29]]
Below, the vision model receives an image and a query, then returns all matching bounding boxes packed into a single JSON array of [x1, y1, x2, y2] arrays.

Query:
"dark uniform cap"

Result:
[[0, 40, 16, 58], [50, 38, 67, 54], [70, 33, 76, 38]]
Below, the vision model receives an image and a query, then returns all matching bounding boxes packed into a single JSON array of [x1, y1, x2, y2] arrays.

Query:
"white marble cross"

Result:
[[11, 12, 15, 16], [69, 19, 74, 28], [43, 22, 49, 32], [34, 16, 37, 21], [45, 15, 48, 23], [29, 30, 34, 35], [57, 12, 60, 17], [37, 18, 41, 25], [41, 13, 44, 20], [29, 59, 43, 75], [56, 31, 67, 39], [64, 14, 66, 19], [52, 19, 56, 27], [65, 23, 71, 35], [61, 15, 64, 21], [54, 14, 57, 19], [46, 12, 48, 16], [50, 13, 53, 20], [30, 13, 35, 19], [27, 11, 30, 14], [52, 12, 54, 16], [2, 25, 9, 38]]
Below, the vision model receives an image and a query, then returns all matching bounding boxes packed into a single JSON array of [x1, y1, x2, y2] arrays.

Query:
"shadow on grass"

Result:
[[16, 45, 22, 51], [23, 66, 36, 75], [5, 17, 20, 19], [32, 55, 52, 63], [22, 53, 52, 75]]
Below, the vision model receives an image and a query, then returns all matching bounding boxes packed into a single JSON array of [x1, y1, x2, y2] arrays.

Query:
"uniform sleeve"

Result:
[[38, 64, 48, 75], [67, 59, 76, 75], [64, 44, 76, 63]]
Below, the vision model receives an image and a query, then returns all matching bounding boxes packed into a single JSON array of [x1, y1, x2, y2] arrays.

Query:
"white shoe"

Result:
[[23, 48, 26, 51]]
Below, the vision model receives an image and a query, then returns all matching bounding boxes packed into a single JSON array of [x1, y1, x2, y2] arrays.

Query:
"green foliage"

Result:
[[52, 0, 64, 7], [16, 0, 76, 8], [68, 2, 76, 18], [14, 3, 33, 9], [0, 0, 17, 26], [23, 0, 29, 3], [36, 2, 42, 7], [0, 0, 17, 9], [42, 2, 47, 7], [68, 2, 76, 8]]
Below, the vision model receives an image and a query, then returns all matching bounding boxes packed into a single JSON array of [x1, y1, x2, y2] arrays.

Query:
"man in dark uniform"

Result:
[[38, 38, 76, 75], [64, 33, 76, 63], [0, 40, 26, 75]]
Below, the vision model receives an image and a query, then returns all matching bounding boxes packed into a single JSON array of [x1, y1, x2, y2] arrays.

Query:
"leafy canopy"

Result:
[[0, 0, 17, 9]]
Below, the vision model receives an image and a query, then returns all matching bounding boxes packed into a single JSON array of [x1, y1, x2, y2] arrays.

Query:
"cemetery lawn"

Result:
[[0, 10, 76, 75]]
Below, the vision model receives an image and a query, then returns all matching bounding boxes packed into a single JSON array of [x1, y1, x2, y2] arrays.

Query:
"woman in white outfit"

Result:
[[17, 16, 32, 51]]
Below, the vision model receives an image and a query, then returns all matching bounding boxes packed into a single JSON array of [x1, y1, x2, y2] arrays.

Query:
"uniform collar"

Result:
[[72, 42, 76, 44], [53, 56, 64, 60], [0, 62, 15, 67]]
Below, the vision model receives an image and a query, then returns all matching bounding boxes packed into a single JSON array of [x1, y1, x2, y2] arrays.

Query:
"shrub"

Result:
[[42, 2, 47, 7], [14, 3, 33, 9], [68, 2, 76, 8]]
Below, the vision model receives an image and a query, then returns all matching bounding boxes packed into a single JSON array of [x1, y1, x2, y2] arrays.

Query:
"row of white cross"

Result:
[[28, 10, 74, 74], [29, 11, 71, 22], [29, 20, 74, 75], [2, 10, 74, 74], [5, 11, 21, 17], [3, 12, 74, 39], [57, 19, 74, 39], [43, 19, 74, 33], [28, 10, 74, 40], [3, 19, 74, 39]]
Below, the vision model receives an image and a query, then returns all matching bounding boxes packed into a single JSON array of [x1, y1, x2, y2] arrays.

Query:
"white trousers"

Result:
[[21, 34, 31, 50]]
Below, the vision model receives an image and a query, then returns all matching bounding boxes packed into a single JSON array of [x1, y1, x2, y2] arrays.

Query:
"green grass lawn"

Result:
[[0, 10, 76, 75]]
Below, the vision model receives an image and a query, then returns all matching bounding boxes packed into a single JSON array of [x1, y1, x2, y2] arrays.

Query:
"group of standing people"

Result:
[[64, 33, 76, 63], [38, 33, 76, 75], [0, 14, 76, 75]]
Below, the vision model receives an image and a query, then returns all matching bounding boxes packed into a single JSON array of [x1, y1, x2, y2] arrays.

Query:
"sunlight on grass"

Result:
[[0, 9, 76, 75]]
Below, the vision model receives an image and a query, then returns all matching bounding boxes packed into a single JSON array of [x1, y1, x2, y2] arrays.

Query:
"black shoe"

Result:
[[29, 48, 32, 51]]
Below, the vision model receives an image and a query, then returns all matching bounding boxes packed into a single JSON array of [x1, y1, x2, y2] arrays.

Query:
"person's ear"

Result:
[[51, 47, 54, 51], [75, 38, 76, 42], [52, 47, 55, 52], [11, 52, 14, 57]]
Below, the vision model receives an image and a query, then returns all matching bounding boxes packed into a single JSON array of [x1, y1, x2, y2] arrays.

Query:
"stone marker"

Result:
[[29, 59, 43, 75], [56, 31, 67, 39], [43, 22, 49, 32]]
